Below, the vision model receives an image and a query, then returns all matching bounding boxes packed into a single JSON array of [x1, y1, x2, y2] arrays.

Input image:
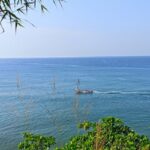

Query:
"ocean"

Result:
[[0, 57, 150, 150]]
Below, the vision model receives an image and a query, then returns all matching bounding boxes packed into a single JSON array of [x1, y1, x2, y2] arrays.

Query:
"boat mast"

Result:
[[76, 79, 80, 90]]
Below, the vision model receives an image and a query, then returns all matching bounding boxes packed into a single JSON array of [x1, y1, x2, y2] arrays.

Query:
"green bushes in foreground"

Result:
[[18, 117, 150, 150]]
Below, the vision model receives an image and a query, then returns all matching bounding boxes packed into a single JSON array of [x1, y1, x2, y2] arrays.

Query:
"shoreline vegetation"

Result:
[[18, 117, 150, 150]]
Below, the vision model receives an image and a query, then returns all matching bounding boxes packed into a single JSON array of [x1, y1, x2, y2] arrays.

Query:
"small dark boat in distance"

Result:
[[75, 88, 93, 94]]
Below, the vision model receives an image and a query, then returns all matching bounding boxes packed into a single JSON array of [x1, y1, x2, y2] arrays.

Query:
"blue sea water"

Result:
[[0, 57, 150, 150]]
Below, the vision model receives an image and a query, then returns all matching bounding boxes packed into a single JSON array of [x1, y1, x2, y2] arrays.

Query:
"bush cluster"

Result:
[[18, 117, 150, 150]]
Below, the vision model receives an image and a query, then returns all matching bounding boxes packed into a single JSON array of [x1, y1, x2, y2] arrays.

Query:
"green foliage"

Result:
[[78, 121, 95, 130], [0, 0, 63, 31], [19, 117, 150, 150], [58, 117, 150, 150], [18, 132, 55, 150]]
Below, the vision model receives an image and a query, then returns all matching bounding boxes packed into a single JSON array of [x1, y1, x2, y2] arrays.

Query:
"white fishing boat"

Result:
[[75, 79, 93, 94]]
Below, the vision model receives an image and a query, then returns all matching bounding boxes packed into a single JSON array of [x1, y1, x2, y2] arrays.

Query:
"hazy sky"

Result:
[[1, 0, 150, 58]]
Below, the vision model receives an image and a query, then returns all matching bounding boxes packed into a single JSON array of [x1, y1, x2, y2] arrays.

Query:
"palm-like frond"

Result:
[[0, 0, 64, 32]]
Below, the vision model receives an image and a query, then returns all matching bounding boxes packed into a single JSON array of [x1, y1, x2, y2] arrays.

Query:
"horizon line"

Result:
[[0, 55, 149, 59]]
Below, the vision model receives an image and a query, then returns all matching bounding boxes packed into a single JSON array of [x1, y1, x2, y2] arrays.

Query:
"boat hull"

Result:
[[75, 89, 93, 94]]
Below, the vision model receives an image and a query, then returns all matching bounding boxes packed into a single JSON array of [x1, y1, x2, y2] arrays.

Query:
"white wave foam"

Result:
[[93, 90, 150, 95]]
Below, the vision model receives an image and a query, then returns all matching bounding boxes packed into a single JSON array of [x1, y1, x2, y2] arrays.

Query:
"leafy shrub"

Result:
[[19, 117, 150, 150], [58, 117, 150, 150], [18, 132, 55, 150]]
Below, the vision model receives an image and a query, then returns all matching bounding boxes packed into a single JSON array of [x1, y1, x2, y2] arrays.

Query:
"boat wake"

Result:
[[93, 90, 150, 95]]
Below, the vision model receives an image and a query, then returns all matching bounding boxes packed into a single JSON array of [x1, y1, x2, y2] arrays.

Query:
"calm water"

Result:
[[0, 57, 150, 150]]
